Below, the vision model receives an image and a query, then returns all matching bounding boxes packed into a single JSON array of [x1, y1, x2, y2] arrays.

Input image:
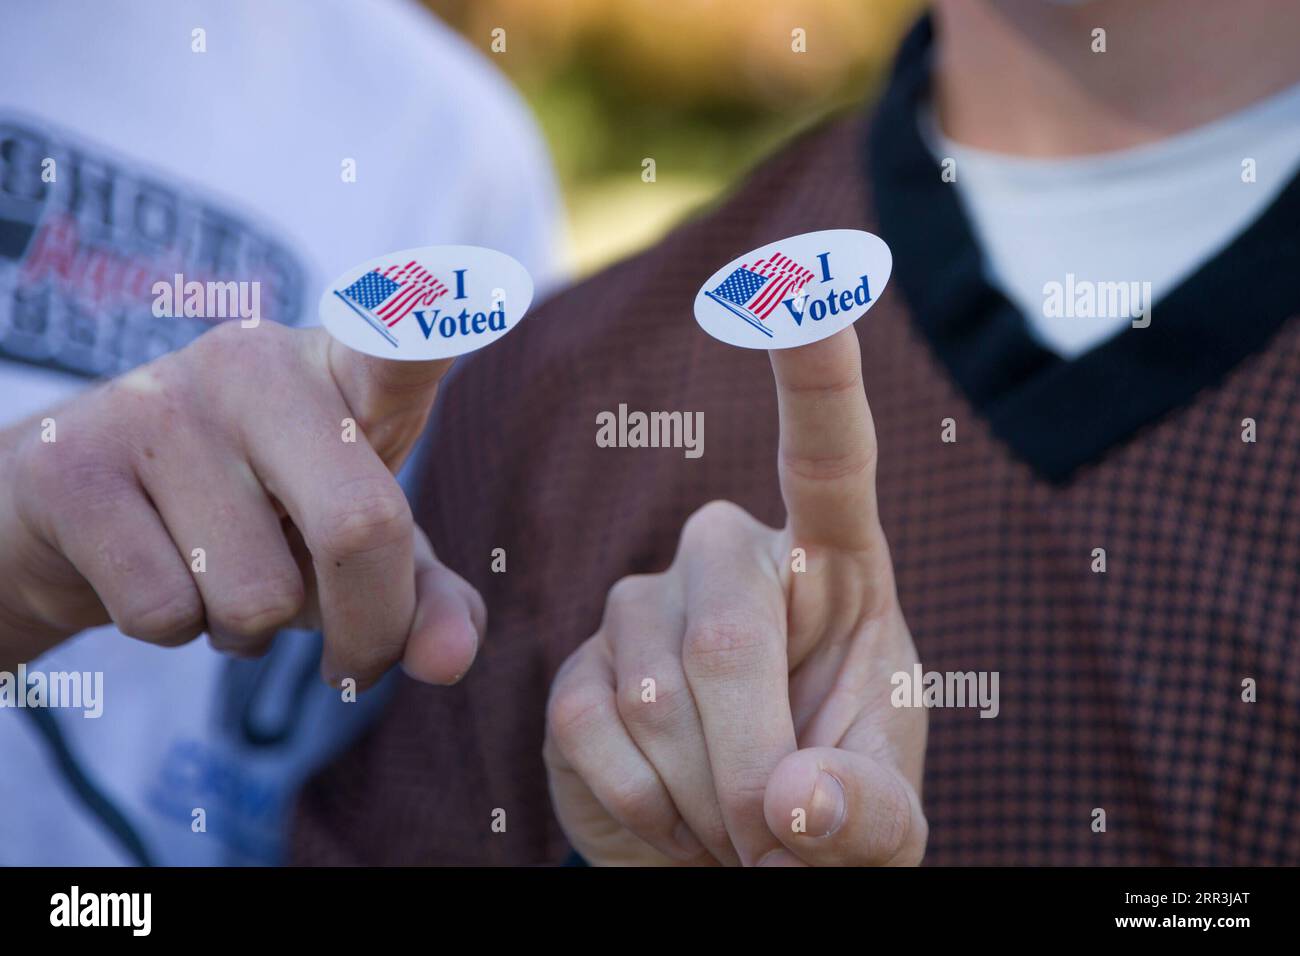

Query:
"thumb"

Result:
[[763, 746, 926, 866], [324, 332, 454, 464], [400, 528, 485, 686]]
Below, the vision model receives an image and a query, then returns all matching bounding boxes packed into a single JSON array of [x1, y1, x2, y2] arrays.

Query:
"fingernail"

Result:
[[672, 820, 705, 861], [806, 771, 846, 837]]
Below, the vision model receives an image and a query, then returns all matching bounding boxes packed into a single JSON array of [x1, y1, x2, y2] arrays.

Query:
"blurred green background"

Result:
[[425, 0, 925, 276]]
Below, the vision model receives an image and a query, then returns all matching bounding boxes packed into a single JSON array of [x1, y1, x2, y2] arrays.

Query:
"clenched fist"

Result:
[[0, 320, 484, 688], [545, 327, 927, 866]]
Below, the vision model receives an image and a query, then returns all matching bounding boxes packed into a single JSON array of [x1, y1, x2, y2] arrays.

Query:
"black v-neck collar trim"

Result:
[[868, 17, 1300, 484]]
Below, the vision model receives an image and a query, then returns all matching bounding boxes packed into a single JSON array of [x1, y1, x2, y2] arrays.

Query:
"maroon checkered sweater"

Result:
[[291, 89, 1300, 866]]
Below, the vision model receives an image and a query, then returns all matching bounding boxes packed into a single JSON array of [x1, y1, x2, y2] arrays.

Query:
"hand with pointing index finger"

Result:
[[0, 321, 484, 689], [545, 327, 927, 866]]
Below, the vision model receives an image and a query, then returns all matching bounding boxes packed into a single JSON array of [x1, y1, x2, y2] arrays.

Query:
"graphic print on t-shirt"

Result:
[[0, 114, 306, 380]]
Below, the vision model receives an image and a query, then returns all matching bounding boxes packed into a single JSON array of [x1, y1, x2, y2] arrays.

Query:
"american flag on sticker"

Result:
[[704, 252, 816, 337], [334, 261, 448, 347]]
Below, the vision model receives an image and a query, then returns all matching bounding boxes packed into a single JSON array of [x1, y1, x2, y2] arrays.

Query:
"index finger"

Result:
[[769, 327, 881, 552]]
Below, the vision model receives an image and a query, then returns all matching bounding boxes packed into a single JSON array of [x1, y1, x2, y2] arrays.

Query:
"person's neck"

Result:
[[932, 0, 1300, 157]]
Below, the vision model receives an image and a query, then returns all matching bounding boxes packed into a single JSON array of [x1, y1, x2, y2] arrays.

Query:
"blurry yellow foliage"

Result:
[[424, 0, 926, 272], [429, 0, 924, 109]]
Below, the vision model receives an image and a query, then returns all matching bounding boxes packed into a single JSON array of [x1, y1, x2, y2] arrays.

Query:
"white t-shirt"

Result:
[[0, 0, 562, 865], [922, 81, 1300, 357]]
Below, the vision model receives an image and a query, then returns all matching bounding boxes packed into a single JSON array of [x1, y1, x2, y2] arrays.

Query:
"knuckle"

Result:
[[779, 438, 876, 485], [118, 586, 203, 645], [107, 360, 199, 432], [605, 573, 662, 611], [717, 772, 771, 821], [547, 680, 613, 748], [195, 312, 278, 355], [682, 499, 751, 542], [209, 574, 304, 637], [616, 671, 690, 732], [185, 318, 295, 390], [603, 776, 668, 831], [207, 631, 274, 659], [600, 574, 667, 633], [315, 480, 411, 560], [199, 316, 248, 350], [681, 617, 768, 679], [548, 641, 587, 687]]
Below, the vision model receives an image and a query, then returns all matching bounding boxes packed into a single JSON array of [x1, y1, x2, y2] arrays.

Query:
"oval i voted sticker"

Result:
[[694, 229, 892, 349], [319, 245, 534, 360]]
